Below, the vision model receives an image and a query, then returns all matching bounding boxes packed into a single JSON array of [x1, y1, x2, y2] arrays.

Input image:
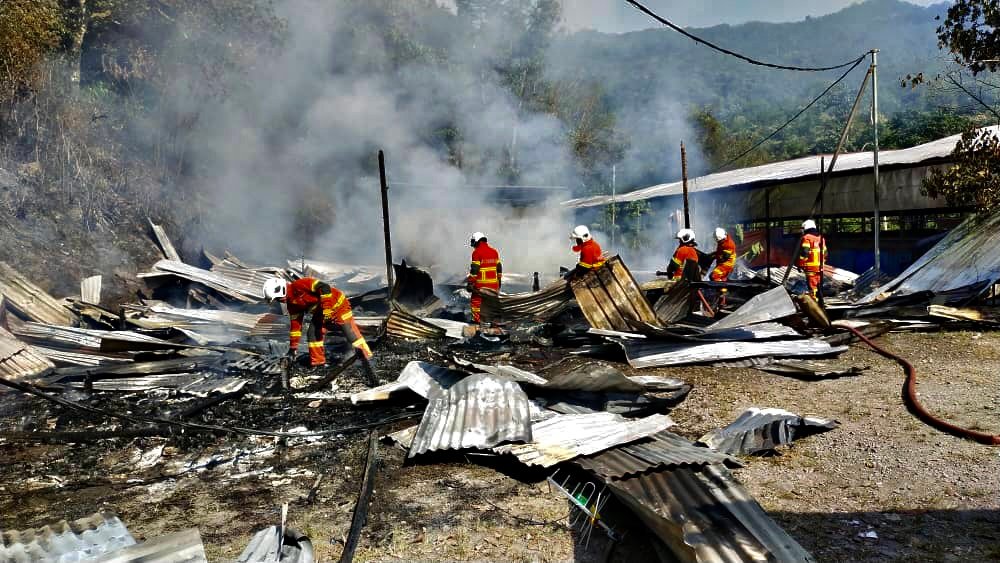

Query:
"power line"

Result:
[[624, 0, 868, 72], [717, 56, 870, 171]]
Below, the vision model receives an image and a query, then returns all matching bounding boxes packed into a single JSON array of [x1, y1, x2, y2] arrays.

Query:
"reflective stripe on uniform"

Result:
[[340, 311, 353, 321], [308, 341, 323, 348], [290, 330, 302, 337]]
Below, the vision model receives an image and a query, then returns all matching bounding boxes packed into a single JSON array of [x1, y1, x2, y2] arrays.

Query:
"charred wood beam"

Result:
[[339, 431, 380, 563]]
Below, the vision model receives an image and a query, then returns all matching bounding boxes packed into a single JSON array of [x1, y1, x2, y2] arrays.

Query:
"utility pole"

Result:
[[871, 49, 881, 281], [377, 150, 395, 300], [681, 142, 690, 229]]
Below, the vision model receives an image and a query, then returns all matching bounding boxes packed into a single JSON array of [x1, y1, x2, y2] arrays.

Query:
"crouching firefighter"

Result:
[[566, 225, 606, 280], [467, 232, 502, 324], [263, 277, 373, 370], [710, 227, 737, 306]]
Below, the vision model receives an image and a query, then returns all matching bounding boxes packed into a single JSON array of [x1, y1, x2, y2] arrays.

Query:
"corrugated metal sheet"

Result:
[[397, 361, 468, 398], [422, 318, 470, 339], [497, 412, 674, 467], [289, 260, 387, 288], [48, 356, 221, 383], [653, 279, 692, 325], [756, 265, 858, 294], [0, 511, 136, 561], [385, 309, 447, 340], [7, 318, 190, 352], [0, 327, 55, 382], [621, 339, 846, 369], [860, 209, 1000, 305], [61, 372, 204, 391], [574, 430, 738, 479], [565, 126, 998, 209], [125, 303, 280, 344], [570, 256, 661, 332], [149, 218, 182, 262], [704, 287, 796, 332], [540, 359, 645, 393], [28, 345, 132, 367], [755, 359, 865, 379], [0, 262, 76, 326], [699, 407, 839, 455], [478, 280, 573, 322], [80, 275, 102, 305], [138, 260, 262, 302], [408, 373, 531, 457], [96, 529, 207, 563], [626, 375, 689, 391], [607, 464, 816, 562]]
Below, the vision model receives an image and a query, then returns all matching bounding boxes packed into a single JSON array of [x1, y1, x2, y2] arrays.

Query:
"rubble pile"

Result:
[[2, 218, 998, 562]]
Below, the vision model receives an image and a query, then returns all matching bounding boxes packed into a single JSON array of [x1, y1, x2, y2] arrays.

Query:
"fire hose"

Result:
[[842, 325, 1000, 446]]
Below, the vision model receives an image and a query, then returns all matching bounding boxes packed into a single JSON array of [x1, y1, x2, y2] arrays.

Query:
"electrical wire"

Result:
[[0, 375, 421, 439], [624, 0, 868, 72], [716, 57, 870, 171]]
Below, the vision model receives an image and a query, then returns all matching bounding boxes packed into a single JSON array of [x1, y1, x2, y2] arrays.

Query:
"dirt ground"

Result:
[[1, 330, 998, 562]]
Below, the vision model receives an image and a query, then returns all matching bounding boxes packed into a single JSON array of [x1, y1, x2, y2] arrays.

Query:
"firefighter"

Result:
[[262, 277, 373, 368], [467, 232, 502, 324], [796, 219, 828, 299], [711, 227, 737, 306], [568, 225, 606, 279], [660, 229, 701, 280]]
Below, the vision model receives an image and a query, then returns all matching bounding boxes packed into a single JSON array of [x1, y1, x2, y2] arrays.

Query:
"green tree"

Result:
[[923, 128, 1000, 211], [937, 0, 1000, 75]]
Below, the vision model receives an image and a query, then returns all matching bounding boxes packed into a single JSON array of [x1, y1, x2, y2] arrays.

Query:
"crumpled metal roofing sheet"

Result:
[[564, 126, 998, 209], [408, 373, 531, 457], [652, 278, 692, 325], [0, 511, 136, 562], [385, 309, 447, 340], [621, 339, 846, 369], [704, 286, 797, 332], [28, 345, 131, 367], [397, 361, 468, 398], [607, 464, 816, 562], [859, 209, 1000, 305], [478, 280, 573, 322], [573, 430, 738, 479], [570, 256, 661, 332], [138, 260, 262, 302], [0, 262, 77, 326], [626, 375, 689, 391], [699, 407, 839, 455], [7, 318, 190, 352], [237, 526, 312, 563], [80, 275, 102, 305], [755, 359, 865, 379], [95, 528, 207, 562], [539, 359, 645, 393], [0, 327, 55, 382], [497, 412, 674, 467]]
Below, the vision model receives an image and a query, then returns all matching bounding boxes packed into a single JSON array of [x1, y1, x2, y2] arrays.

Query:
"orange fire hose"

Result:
[[843, 325, 1000, 446]]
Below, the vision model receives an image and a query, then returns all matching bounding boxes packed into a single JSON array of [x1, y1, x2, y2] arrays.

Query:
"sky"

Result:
[[559, 0, 946, 33]]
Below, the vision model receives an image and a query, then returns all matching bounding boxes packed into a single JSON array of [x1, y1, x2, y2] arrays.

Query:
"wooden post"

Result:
[[681, 142, 690, 229], [765, 188, 772, 283], [377, 151, 395, 299]]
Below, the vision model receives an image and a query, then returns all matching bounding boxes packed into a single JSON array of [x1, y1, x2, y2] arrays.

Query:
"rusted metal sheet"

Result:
[[0, 263, 76, 326], [497, 412, 674, 467], [607, 464, 816, 563], [149, 218, 182, 262], [0, 327, 55, 382], [861, 210, 1000, 305], [408, 373, 531, 457], [385, 309, 446, 340], [80, 275, 102, 305], [478, 280, 573, 323], [621, 339, 846, 369], [699, 407, 839, 455], [570, 256, 661, 332], [705, 286, 796, 332]]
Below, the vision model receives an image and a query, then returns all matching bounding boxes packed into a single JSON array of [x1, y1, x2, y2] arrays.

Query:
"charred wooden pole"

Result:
[[339, 430, 379, 563], [818, 157, 827, 307], [765, 188, 772, 283], [377, 151, 395, 301], [681, 142, 691, 229]]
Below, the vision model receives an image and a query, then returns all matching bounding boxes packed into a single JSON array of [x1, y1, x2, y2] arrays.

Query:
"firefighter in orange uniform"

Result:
[[660, 229, 701, 280], [568, 225, 605, 279], [796, 219, 828, 299], [263, 277, 373, 368], [710, 227, 737, 305], [467, 232, 502, 324]]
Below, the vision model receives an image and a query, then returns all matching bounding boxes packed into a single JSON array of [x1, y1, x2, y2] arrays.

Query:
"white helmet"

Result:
[[470, 232, 487, 247], [571, 225, 591, 242], [714, 227, 727, 242], [677, 228, 696, 244], [802, 219, 817, 231], [262, 278, 287, 302]]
